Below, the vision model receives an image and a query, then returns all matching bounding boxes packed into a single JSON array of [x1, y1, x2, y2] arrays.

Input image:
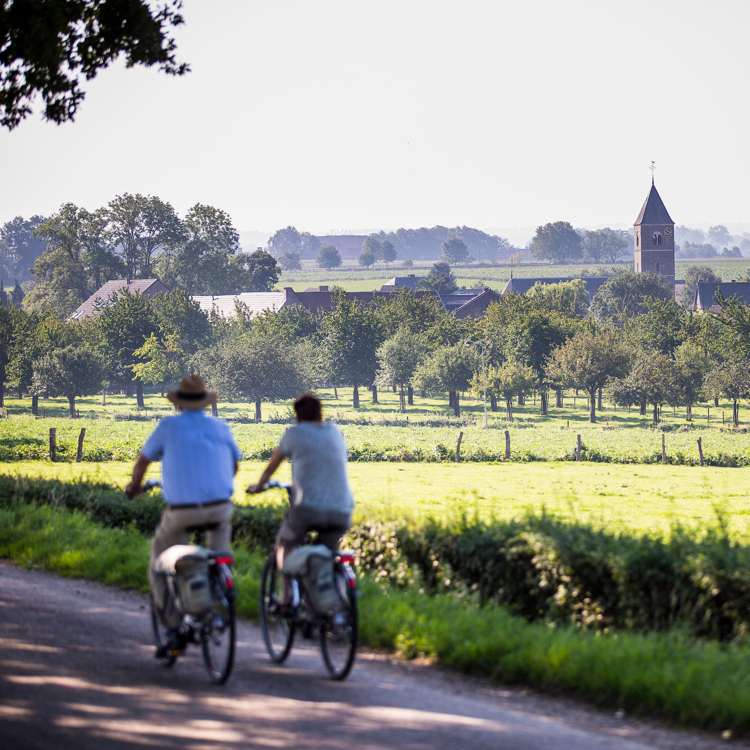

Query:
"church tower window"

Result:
[[653, 232, 662, 246]]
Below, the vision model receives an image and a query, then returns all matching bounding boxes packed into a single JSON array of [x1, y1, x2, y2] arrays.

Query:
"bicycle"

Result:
[[253, 480, 358, 680], [141, 480, 237, 684]]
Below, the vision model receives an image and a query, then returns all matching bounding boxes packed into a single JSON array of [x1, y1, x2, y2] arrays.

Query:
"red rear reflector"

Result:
[[225, 578, 234, 588], [339, 556, 355, 565], [216, 557, 233, 566]]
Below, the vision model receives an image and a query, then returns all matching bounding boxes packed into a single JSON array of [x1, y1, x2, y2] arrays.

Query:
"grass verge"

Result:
[[2, 500, 750, 735]]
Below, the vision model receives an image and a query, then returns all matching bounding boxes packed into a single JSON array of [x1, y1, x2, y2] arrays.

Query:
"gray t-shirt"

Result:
[[279, 422, 354, 513]]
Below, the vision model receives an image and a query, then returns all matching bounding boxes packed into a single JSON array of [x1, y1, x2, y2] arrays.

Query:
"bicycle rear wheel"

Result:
[[260, 553, 295, 663], [150, 596, 176, 668], [320, 566, 357, 680], [202, 572, 236, 684]]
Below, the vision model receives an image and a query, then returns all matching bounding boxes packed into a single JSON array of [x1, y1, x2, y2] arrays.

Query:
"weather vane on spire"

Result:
[[650, 161, 656, 185]]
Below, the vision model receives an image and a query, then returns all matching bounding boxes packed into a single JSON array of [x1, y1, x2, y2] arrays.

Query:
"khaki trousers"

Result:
[[149, 502, 233, 627]]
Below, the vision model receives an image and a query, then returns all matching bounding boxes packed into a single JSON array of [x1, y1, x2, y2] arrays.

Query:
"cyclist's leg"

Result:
[[275, 508, 310, 605], [204, 502, 234, 554], [150, 508, 196, 626]]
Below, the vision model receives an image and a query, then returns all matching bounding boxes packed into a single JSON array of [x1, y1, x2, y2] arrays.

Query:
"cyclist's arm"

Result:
[[126, 453, 152, 497], [246, 446, 284, 493]]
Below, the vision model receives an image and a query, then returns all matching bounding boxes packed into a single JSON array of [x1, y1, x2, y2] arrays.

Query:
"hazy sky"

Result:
[[2, 0, 749, 243]]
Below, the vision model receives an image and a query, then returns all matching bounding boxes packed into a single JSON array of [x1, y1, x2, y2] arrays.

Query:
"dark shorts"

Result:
[[277, 505, 351, 551]]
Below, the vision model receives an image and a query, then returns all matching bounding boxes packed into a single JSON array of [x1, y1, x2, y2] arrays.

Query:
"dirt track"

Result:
[[0, 562, 744, 750]]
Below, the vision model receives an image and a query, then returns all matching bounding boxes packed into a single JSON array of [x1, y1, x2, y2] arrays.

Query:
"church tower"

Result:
[[634, 174, 675, 289]]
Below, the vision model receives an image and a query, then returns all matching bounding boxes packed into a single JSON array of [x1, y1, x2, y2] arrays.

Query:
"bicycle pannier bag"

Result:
[[154, 545, 213, 616], [283, 544, 340, 614]]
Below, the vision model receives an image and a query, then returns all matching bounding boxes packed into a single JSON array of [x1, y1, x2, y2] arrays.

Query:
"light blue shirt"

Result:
[[142, 411, 242, 506]]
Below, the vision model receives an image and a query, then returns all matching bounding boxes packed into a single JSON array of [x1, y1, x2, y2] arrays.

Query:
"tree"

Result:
[[418, 261, 457, 294], [130, 333, 184, 396], [268, 226, 319, 259], [149, 289, 211, 356], [200, 336, 310, 421], [620, 350, 681, 425], [318, 293, 382, 408], [709, 289, 750, 359], [548, 328, 630, 423], [358, 247, 376, 268], [529, 221, 583, 264], [590, 271, 673, 323], [440, 237, 470, 265], [582, 228, 629, 264], [674, 342, 710, 421], [157, 203, 240, 294], [625, 297, 688, 356], [317, 244, 342, 270], [1, 0, 188, 129], [31, 345, 104, 417], [10, 280, 23, 306], [525, 279, 589, 318], [380, 240, 397, 267], [722, 246, 743, 258], [361, 236, 381, 261], [707, 225, 733, 248], [106, 193, 182, 279], [680, 265, 721, 307], [0, 304, 11, 407], [0, 215, 47, 281], [413, 343, 479, 417], [278, 249, 302, 271], [232, 249, 280, 291], [703, 356, 750, 427], [95, 288, 158, 406], [472, 359, 536, 422], [26, 203, 125, 313], [375, 327, 428, 412]]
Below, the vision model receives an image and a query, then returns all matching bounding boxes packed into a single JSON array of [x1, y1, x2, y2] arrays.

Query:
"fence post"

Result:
[[49, 428, 56, 461], [76, 428, 86, 462], [661, 433, 666, 464], [707, 407, 710, 424], [697, 437, 704, 467], [504, 430, 510, 460], [455, 431, 463, 462], [576, 434, 581, 461]]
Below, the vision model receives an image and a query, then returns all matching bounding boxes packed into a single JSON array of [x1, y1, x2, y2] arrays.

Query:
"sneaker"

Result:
[[155, 628, 183, 659], [267, 601, 295, 618]]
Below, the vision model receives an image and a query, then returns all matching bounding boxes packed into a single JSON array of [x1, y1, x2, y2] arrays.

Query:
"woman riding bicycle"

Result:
[[247, 393, 354, 614]]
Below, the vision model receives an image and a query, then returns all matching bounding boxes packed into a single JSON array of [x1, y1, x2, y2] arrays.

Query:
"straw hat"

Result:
[[167, 374, 217, 410]]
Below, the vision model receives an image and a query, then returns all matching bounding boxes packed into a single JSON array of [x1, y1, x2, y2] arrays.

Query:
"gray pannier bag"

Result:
[[282, 544, 340, 614], [153, 544, 213, 617]]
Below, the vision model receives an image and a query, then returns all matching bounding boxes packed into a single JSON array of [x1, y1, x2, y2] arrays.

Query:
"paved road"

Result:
[[0, 562, 741, 750]]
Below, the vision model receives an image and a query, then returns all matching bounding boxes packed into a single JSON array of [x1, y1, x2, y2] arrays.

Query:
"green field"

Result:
[[3, 459, 750, 542]]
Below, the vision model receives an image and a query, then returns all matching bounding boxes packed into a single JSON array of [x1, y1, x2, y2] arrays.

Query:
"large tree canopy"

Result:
[[529, 221, 583, 264], [1, 0, 188, 129]]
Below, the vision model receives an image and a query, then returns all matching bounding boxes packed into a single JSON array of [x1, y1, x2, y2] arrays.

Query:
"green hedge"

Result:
[[5, 474, 750, 642]]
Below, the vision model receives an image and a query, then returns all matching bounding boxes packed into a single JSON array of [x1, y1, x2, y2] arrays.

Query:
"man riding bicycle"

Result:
[[247, 393, 353, 614], [126, 374, 242, 653]]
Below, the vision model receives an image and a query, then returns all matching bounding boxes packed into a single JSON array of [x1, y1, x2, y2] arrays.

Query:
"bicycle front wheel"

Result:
[[320, 566, 357, 680], [202, 574, 236, 684], [260, 553, 295, 663]]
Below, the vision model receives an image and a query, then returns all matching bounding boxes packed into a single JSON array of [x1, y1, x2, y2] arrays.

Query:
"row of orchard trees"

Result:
[[2, 273, 750, 423]]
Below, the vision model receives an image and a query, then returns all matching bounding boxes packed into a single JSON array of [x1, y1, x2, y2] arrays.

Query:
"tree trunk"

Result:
[[135, 380, 145, 407], [31, 395, 38, 416], [597, 388, 603, 411], [555, 389, 563, 408], [490, 395, 498, 413], [506, 399, 513, 422], [101, 389, 106, 406], [0, 383, 4, 408], [734, 399, 739, 427], [125, 381, 134, 398], [540, 392, 548, 416], [407, 385, 414, 406], [255, 398, 262, 422], [714, 397, 719, 408], [589, 391, 597, 423], [393, 385, 397, 393], [399, 386, 406, 413], [517, 394, 525, 406], [353, 384, 360, 409], [686, 403, 692, 421], [333, 386, 338, 400], [371, 385, 378, 403], [450, 390, 460, 417], [68, 395, 76, 418], [211, 402, 218, 417], [639, 400, 646, 416], [420, 391, 426, 399], [653, 402, 659, 425]]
